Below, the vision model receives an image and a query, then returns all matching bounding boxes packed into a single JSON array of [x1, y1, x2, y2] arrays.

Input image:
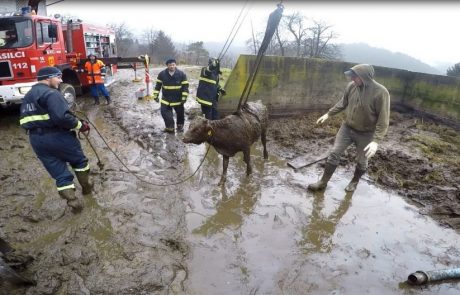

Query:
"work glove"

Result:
[[218, 88, 226, 96], [364, 141, 378, 159], [316, 113, 329, 124], [79, 120, 90, 133], [153, 93, 159, 103]]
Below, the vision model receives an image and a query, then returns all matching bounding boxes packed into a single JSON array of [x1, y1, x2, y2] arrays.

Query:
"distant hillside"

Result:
[[340, 43, 442, 75]]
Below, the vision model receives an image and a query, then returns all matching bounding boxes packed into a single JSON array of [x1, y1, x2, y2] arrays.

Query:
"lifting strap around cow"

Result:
[[237, 2, 284, 112]]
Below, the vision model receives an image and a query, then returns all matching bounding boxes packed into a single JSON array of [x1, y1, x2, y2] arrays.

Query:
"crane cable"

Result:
[[237, 2, 284, 112], [217, 0, 251, 61]]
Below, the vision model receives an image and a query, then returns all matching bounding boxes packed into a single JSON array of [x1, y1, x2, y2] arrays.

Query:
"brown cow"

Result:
[[183, 101, 268, 184]]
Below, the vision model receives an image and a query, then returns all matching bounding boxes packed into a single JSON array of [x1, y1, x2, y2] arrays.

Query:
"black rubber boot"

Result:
[[58, 188, 83, 213], [93, 96, 100, 105], [308, 163, 337, 191], [176, 124, 184, 132], [75, 170, 93, 195], [105, 96, 111, 104], [345, 167, 366, 192]]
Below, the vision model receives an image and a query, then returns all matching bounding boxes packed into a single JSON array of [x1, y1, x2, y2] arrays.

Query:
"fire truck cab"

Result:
[[0, 9, 117, 108]]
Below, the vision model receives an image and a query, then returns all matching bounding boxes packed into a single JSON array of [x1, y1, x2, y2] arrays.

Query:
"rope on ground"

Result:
[[74, 110, 211, 187]]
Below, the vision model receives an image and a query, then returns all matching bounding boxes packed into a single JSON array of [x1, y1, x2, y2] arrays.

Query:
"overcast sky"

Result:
[[47, 1, 459, 68]]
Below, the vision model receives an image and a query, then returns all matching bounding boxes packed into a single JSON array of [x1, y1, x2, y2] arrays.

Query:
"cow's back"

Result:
[[209, 101, 267, 156]]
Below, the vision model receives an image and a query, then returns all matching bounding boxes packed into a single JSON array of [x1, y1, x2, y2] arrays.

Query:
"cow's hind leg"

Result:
[[219, 155, 230, 185], [243, 148, 252, 175], [261, 127, 268, 159]]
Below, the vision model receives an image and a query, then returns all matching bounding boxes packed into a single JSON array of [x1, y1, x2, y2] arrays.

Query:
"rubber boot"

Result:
[[176, 124, 184, 132], [163, 127, 175, 133], [75, 170, 93, 195], [308, 163, 337, 191], [58, 188, 83, 213], [93, 96, 100, 105], [105, 96, 111, 104], [345, 167, 366, 192]]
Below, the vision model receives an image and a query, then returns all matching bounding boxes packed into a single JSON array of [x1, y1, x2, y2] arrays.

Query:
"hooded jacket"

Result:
[[327, 64, 390, 143]]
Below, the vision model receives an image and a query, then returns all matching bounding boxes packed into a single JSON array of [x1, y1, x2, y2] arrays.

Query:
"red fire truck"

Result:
[[0, 8, 131, 108]]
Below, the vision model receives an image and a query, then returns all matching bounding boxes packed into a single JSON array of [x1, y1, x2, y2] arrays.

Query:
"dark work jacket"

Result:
[[19, 83, 79, 130], [196, 67, 220, 106], [153, 68, 189, 106]]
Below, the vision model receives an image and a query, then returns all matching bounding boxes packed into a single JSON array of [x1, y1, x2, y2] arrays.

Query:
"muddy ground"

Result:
[[0, 67, 459, 294], [270, 110, 460, 229]]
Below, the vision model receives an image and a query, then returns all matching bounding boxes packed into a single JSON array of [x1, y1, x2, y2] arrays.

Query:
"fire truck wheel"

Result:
[[59, 83, 76, 110]]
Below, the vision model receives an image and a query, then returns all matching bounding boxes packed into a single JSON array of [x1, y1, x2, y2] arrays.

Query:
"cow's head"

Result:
[[182, 117, 212, 144]]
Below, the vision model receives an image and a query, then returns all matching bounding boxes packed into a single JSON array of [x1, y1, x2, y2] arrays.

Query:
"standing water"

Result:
[[184, 142, 460, 295]]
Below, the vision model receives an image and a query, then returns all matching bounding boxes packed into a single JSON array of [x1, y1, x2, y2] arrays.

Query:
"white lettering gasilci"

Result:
[[0, 52, 26, 60]]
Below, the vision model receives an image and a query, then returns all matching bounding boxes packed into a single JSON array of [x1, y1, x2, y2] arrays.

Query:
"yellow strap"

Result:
[[19, 114, 50, 125], [181, 81, 189, 84]]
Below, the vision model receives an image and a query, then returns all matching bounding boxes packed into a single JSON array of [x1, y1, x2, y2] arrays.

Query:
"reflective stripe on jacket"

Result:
[[153, 68, 189, 104], [196, 67, 219, 106], [84, 60, 105, 84], [19, 83, 79, 130]]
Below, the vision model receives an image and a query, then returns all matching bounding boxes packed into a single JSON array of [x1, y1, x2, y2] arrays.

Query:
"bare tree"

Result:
[[108, 22, 134, 57], [142, 27, 157, 56], [304, 20, 340, 59], [285, 12, 308, 57], [275, 28, 287, 56]]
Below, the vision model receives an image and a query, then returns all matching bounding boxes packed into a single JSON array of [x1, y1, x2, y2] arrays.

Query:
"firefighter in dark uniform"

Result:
[[153, 58, 189, 133], [196, 57, 226, 120], [19, 66, 93, 213]]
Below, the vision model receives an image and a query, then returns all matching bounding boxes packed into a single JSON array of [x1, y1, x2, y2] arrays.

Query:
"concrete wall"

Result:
[[220, 55, 460, 126]]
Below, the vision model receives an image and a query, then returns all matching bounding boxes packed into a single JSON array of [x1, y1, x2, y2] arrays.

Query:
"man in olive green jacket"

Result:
[[308, 64, 390, 192]]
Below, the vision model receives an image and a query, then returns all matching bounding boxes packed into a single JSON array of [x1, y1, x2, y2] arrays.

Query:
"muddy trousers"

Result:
[[29, 129, 89, 190], [201, 101, 219, 120], [327, 123, 374, 170], [160, 104, 184, 129]]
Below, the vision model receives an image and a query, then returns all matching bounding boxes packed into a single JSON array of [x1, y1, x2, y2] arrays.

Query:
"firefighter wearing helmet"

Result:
[[195, 57, 226, 120], [19, 66, 93, 213], [84, 54, 111, 105]]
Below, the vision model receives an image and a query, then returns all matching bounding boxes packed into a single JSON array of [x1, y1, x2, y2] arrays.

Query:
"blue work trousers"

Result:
[[29, 130, 88, 190], [90, 83, 109, 98]]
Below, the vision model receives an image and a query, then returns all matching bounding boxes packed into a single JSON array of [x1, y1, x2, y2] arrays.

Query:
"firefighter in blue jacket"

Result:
[[196, 57, 226, 120], [19, 66, 93, 213], [153, 58, 189, 133]]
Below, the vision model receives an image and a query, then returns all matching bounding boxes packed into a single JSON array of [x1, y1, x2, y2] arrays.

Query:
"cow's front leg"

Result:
[[219, 155, 229, 185]]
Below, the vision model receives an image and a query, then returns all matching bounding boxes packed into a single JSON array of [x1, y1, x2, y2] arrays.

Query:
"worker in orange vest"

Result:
[[84, 54, 111, 105]]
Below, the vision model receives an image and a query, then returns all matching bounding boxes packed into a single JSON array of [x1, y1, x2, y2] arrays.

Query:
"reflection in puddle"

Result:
[[186, 143, 460, 295]]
